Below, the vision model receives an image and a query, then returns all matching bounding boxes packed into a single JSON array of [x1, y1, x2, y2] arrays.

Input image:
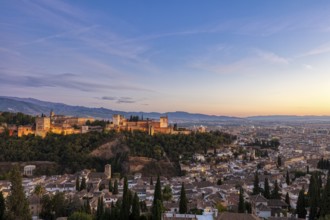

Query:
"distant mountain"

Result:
[[247, 115, 330, 122], [0, 96, 241, 122]]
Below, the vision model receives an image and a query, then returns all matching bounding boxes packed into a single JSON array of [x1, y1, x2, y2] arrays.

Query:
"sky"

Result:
[[1, 1, 330, 117]]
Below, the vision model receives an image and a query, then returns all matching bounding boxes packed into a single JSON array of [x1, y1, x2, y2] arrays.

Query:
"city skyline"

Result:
[[1, 1, 330, 117]]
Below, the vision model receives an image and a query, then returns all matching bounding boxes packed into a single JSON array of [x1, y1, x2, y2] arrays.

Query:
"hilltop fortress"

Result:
[[18, 110, 95, 137]]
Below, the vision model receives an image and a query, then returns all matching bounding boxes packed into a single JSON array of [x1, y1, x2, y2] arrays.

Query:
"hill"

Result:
[[0, 96, 241, 122]]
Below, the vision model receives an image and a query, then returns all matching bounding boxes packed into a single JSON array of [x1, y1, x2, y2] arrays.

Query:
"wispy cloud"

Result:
[[255, 49, 289, 64], [0, 72, 152, 92], [299, 43, 330, 57], [101, 96, 137, 104]]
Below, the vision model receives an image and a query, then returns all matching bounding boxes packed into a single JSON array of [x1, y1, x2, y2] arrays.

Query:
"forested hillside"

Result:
[[0, 129, 236, 176]]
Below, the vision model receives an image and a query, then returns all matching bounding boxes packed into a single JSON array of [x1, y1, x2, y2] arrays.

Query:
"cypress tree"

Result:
[[296, 188, 307, 219], [264, 178, 270, 199], [179, 182, 188, 214], [150, 177, 153, 186], [285, 192, 291, 211], [271, 180, 281, 199], [109, 180, 113, 193], [131, 193, 140, 220], [286, 170, 290, 185], [308, 174, 320, 220], [152, 175, 163, 220], [120, 177, 130, 220], [80, 177, 87, 191], [6, 166, 31, 220], [320, 175, 330, 217], [277, 156, 282, 167], [238, 187, 245, 213], [76, 176, 80, 191], [0, 191, 5, 220], [113, 179, 119, 194], [84, 197, 91, 214], [252, 171, 260, 195], [96, 197, 104, 220]]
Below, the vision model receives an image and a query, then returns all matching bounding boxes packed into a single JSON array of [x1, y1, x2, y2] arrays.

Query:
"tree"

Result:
[[217, 179, 222, 185], [120, 177, 130, 220], [96, 197, 104, 220], [285, 192, 291, 211], [238, 187, 245, 213], [320, 175, 330, 217], [109, 180, 113, 192], [113, 179, 119, 194], [152, 175, 163, 220], [80, 177, 87, 191], [264, 178, 270, 199], [68, 212, 93, 220], [252, 171, 260, 195], [0, 191, 5, 220], [33, 184, 45, 217], [277, 156, 282, 167], [271, 180, 281, 199], [286, 170, 290, 185], [150, 177, 153, 186], [308, 174, 320, 220], [131, 193, 140, 220], [296, 188, 307, 219], [6, 166, 31, 220], [162, 185, 172, 201], [39, 194, 53, 220], [76, 176, 80, 191], [179, 182, 188, 214]]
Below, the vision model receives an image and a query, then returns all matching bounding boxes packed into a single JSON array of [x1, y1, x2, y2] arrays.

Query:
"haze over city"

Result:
[[1, 1, 330, 116]]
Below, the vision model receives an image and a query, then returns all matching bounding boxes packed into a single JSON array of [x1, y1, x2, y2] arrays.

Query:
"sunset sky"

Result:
[[1, 1, 330, 116]]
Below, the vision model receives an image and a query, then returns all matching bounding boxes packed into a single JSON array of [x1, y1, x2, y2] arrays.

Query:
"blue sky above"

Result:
[[1, 1, 330, 116]]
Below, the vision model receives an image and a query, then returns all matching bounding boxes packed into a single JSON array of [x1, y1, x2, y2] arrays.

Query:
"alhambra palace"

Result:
[[15, 111, 204, 138]]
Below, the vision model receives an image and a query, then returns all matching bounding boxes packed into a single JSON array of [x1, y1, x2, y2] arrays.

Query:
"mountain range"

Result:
[[1, 96, 330, 122]]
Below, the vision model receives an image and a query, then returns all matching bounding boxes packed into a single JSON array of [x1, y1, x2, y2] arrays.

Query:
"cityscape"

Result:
[[1, 1, 330, 220]]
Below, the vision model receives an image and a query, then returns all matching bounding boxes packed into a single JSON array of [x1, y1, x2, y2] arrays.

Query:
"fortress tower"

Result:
[[160, 116, 168, 128], [35, 116, 51, 137], [104, 164, 111, 179]]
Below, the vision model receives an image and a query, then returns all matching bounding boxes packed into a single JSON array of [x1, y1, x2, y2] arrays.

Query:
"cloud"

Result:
[[0, 72, 152, 92], [255, 49, 289, 64], [304, 64, 313, 70], [100, 96, 136, 104], [299, 43, 330, 57]]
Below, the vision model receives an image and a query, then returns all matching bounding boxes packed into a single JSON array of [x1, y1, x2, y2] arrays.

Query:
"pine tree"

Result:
[[6, 166, 31, 220], [264, 178, 270, 199], [131, 193, 140, 220], [271, 180, 281, 199], [109, 179, 113, 192], [80, 177, 87, 191], [76, 176, 80, 191], [238, 187, 245, 213], [179, 182, 188, 214], [296, 188, 307, 219], [285, 192, 291, 211], [320, 175, 330, 217], [120, 177, 130, 220], [0, 191, 5, 220], [113, 179, 119, 195], [252, 171, 260, 195], [286, 170, 290, 185], [152, 175, 163, 220]]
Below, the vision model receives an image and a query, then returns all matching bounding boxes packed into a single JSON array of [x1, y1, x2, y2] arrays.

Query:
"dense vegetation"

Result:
[[317, 158, 330, 170], [0, 112, 35, 125], [0, 126, 235, 176]]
